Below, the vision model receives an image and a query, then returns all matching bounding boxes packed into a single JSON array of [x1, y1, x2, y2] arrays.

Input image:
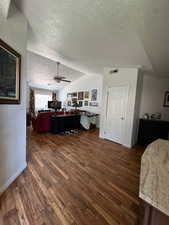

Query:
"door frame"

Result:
[[104, 84, 129, 145]]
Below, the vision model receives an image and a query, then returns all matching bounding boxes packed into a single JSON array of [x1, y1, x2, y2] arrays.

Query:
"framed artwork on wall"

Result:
[[67, 101, 72, 106], [78, 101, 83, 107], [0, 39, 21, 104], [78, 91, 84, 100], [84, 91, 89, 99], [72, 98, 77, 104], [67, 93, 71, 97], [52, 92, 57, 101], [91, 89, 97, 101], [89, 102, 98, 107], [72, 92, 77, 97], [163, 91, 169, 107], [84, 101, 89, 106]]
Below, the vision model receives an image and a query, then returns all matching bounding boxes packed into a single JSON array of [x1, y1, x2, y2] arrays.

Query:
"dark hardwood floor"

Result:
[[0, 129, 144, 225]]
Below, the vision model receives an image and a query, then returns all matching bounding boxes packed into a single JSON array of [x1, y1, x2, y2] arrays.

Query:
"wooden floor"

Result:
[[0, 129, 144, 225]]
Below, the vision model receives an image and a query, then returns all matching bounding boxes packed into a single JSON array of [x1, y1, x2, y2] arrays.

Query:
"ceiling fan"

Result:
[[54, 62, 71, 83]]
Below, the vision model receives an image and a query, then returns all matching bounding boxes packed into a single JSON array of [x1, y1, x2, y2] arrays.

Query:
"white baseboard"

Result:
[[100, 133, 132, 148], [99, 134, 105, 139], [0, 163, 27, 195], [123, 144, 132, 148]]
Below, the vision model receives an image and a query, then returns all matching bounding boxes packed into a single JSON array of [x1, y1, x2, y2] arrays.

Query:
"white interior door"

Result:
[[104, 86, 128, 144]]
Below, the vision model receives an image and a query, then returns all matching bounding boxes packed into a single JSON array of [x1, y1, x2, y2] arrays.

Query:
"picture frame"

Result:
[[78, 91, 84, 100], [0, 39, 21, 104], [89, 102, 98, 107], [163, 91, 169, 107], [72, 92, 77, 97], [84, 91, 89, 99], [67, 93, 72, 97], [78, 101, 83, 107], [84, 101, 89, 106], [67, 101, 72, 106], [91, 89, 97, 101], [72, 98, 77, 104]]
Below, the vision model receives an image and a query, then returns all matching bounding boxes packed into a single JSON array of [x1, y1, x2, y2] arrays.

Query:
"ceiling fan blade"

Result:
[[61, 79, 71, 83], [58, 76, 67, 79], [54, 76, 67, 80], [57, 76, 66, 79]]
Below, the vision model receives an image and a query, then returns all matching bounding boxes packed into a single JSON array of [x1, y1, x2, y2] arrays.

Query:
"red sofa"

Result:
[[32, 110, 86, 132]]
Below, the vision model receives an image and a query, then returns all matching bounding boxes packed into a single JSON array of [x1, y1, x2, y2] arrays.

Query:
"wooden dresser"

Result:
[[138, 119, 169, 146]]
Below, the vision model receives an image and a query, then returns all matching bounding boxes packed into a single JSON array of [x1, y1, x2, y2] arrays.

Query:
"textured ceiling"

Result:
[[14, 0, 169, 77], [0, 0, 11, 18], [27, 51, 84, 90]]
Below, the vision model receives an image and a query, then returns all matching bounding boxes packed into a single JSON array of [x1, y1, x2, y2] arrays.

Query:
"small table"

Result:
[[51, 114, 81, 134]]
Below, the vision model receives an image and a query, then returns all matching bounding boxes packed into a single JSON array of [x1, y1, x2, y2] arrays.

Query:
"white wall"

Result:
[[34, 88, 53, 111], [26, 84, 58, 112], [58, 74, 103, 114], [100, 68, 139, 148], [140, 75, 169, 121], [0, 5, 28, 193]]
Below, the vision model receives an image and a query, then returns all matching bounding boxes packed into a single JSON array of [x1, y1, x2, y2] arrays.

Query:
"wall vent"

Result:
[[109, 69, 119, 74]]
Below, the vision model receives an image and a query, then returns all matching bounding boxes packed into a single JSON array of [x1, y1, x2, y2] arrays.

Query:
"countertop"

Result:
[[139, 139, 169, 216]]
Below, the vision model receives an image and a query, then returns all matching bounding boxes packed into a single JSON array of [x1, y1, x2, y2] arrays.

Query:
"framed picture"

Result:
[[91, 89, 97, 101], [84, 91, 89, 99], [164, 91, 169, 107], [72, 92, 77, 97], [78, 91, 84, 100], [89, 102, 98, 107], [0, 39, 21, 104], [84, 101, 89, 106], [67, 101, 71, 106], [72, 98, 77, 104], [78, 101, 83, 107]]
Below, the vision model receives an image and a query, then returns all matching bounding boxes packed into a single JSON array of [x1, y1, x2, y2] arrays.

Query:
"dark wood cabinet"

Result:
[[140, 201, 169, 225], [51, 114, 81, 134], [138, 119, 169, 146]]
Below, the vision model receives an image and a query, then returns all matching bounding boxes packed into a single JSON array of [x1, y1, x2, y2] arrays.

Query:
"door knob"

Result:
[[120, 117, 125, 120]]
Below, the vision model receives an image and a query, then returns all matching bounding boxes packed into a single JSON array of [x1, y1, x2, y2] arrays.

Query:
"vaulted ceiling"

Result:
[[27, 51, 84, 90], [12, 0, 169, 77], [0, 0, 11, 18]]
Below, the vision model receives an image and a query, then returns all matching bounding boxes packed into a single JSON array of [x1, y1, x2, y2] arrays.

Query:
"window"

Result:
[[35, 93, 52, 111]]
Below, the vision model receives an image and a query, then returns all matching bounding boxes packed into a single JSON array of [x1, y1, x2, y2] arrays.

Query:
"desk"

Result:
[[51, 114, 81, 134]]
